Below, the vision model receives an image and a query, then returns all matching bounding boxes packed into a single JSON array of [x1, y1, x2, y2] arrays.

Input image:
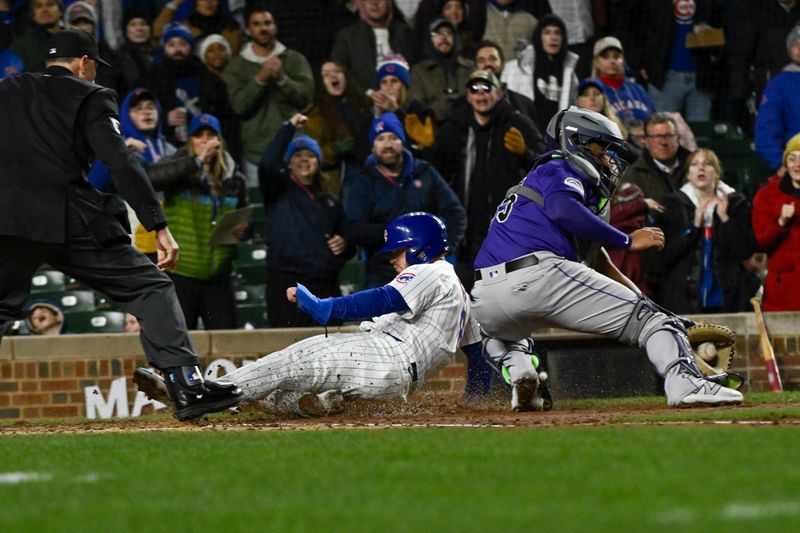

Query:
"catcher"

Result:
[[472, 107, 743, 410]]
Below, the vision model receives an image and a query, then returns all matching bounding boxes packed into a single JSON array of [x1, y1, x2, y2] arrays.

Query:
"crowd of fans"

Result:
[[3, 0, 800, 332]]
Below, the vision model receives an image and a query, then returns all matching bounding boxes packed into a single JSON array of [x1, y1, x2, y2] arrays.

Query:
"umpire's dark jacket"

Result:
[[0, 66, 166, 244]]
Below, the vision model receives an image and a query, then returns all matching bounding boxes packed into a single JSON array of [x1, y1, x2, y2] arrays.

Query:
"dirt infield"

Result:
[[2, 392, 797, 434]]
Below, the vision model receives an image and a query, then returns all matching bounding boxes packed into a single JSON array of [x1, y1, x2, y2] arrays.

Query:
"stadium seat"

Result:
[[250, 203, 266, 223], [247, 187, 262, 204], [234, 284, 266, 306], [248, 204, 266, 243], [94, 292, 122, 311], [236, 304, 267, 329], [339, 257, 366, 295], [65, 276, 93, 291], [236, 242, 267, 266], [233, 243, 267, 284], [688, 121, 746, 142], [232, 265, 264, 285], [30, 290, 96, 312], [63, 310, 125, 334], [689, 121, 773, 198], [30, 270, 67, 293]]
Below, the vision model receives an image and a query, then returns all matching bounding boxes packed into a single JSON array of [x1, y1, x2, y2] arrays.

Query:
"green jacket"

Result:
[[158, 150, 248, 280], [223, 41, 314, 164]]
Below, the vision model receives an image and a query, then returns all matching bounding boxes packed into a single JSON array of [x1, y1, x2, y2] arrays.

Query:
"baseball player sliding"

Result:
[[472, 106, 743, 411], [135, 212, 489, 417]]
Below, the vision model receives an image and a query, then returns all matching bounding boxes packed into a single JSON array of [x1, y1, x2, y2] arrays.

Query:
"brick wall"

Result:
[[1, 312, 798, 420]]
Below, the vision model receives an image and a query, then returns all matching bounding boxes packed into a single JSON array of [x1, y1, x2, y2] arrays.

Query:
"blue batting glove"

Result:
[[295, 283, 333, 325]]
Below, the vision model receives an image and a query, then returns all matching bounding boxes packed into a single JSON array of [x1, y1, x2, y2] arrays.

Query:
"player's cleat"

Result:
[[511, 371, 541, 412], [535, 370, 554, 411], [295, 390, 345, 418], [664, 359, 743, 407], [134, 366, 242, 421], [134, 367, 173, 409], [496, 342, 553, 411]]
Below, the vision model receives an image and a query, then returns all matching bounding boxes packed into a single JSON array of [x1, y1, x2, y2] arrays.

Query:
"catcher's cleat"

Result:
[[500, 353, 554, 411], [664, 359, 743, 407], [295, 390, 345, 418], [511, 371, 541, 412], [536, 370, 554, 411], [135, 366, 242, 421]]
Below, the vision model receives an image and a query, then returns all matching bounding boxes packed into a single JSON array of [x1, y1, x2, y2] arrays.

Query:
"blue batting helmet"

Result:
[[379, 212, 449, 265]]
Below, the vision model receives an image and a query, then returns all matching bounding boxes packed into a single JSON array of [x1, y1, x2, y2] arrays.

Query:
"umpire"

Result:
[[0, 29, 240, 421]]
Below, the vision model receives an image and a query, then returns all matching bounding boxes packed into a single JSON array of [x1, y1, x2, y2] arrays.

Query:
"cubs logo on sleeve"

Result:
[[396, 272, 416, 284]]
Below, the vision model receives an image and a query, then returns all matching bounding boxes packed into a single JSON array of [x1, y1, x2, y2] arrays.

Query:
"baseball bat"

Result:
[[750, 296, 783, 392]]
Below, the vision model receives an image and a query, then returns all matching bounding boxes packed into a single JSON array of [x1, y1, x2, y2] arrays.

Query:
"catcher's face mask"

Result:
[[581, 139, 634, 197], [550, 107, 636, 199]]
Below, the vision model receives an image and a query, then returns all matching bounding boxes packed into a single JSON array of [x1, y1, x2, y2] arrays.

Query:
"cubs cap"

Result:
[[593, 36, 623, 57], [47, 29, 111, 67], [375, 55, 410, 88], [577, 78, 607, 95], [369, 112, 406, 146], [466, 69, 499, 89], [284, 135, 323, 166], [188, 113, 222, 136]]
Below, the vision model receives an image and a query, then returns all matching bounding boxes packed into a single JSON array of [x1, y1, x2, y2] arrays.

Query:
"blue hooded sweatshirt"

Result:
[[87, 87, 176, 192]]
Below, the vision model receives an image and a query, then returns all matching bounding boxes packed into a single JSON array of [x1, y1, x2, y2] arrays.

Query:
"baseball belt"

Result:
[[474, 254, 540, 281]]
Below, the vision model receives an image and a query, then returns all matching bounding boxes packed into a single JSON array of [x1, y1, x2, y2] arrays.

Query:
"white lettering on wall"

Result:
[[83, 360, 246, 420], [85, 377, 129, 419], [131, 391, 166, 417]]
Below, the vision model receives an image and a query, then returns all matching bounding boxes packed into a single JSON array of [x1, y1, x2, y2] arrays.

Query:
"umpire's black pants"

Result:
[[0, 231, 199, 369]]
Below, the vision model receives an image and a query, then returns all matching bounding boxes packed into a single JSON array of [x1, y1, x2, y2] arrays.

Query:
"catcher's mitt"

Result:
[[686, 322, 736, 376]]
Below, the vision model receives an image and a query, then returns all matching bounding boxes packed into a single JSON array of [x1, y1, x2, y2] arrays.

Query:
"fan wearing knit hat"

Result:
[[372, 55, 411, 117], [152, 0, 242, 56], [62, 1, 125, 93], [196, 33, 231, 75], [341, 110, 466, 287], [751, 131, 800, 311], [256, 112, 353, 327]]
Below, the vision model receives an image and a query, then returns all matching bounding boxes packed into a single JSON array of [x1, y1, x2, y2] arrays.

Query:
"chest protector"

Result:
[[503, 152, 610, 266]]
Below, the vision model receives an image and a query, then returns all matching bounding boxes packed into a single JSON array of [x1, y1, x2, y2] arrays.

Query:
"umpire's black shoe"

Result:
[[162, 366, 242, 422]]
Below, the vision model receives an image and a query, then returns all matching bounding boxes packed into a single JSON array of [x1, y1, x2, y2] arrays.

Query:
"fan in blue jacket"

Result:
[[755, 25, 800, 171], [258, 113, 355, 327], [343, 112, 467, 287], [88, 87, 176, 193]]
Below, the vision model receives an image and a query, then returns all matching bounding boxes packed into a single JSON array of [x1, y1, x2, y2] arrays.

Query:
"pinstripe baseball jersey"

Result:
[[219, 259, 481, 413]]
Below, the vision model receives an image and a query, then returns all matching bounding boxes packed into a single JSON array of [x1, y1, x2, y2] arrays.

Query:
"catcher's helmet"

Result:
[[379, 212, 449, 265], [546, 106, 636, 197]]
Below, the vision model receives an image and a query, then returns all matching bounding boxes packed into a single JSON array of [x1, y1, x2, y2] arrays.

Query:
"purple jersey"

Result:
[[474, 154, 627, 268]]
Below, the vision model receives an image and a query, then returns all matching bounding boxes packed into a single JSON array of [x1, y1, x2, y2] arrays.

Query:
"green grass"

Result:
[[1, 426, 799, 532], [611, 407, 800, 424], [560, 390, 800, 411]]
